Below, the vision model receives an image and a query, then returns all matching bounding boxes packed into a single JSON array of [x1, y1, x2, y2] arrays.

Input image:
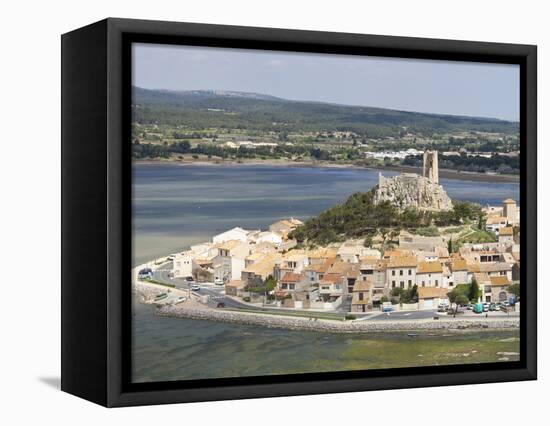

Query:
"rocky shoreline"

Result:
[[156, 300, 520, 334]]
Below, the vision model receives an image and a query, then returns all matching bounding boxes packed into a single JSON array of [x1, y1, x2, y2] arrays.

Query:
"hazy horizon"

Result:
[[133, 43, 520, 121]]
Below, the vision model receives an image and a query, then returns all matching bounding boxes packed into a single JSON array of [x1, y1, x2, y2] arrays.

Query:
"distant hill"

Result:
[[132, 87, 519, 137]]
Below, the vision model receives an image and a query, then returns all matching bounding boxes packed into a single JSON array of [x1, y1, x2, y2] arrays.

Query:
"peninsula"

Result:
[[133, 150, 520, 332]]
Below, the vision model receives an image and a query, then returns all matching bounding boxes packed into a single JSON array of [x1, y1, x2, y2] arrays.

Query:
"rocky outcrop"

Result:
[[374, 173, 453, 212]]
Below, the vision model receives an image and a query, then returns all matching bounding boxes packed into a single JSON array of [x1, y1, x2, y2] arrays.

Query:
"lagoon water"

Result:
[[132, 298, 519, 383], [131, 163, 520, 383], [132, 164, 519, 266]]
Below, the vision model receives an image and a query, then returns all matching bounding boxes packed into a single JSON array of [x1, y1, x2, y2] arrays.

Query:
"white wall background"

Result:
[[1, 0, 546, 423]]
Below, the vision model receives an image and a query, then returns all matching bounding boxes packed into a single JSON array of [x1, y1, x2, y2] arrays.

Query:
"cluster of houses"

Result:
[[172, 199, 520, 313]]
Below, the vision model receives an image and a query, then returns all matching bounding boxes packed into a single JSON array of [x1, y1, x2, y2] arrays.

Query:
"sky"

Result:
[[133, 43, 519, 121]]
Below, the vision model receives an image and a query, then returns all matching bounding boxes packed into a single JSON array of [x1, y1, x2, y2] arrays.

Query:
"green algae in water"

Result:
[[132, 302, 520, 383], [337, 332, 520, 371]]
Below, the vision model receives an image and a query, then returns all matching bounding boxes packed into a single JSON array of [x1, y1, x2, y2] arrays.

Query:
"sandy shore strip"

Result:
[[155, 300, 519, 334], [133, 159, 519, 183]]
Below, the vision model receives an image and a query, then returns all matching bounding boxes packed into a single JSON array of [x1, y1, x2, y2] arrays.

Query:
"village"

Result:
[[135, 150, 520, 321]]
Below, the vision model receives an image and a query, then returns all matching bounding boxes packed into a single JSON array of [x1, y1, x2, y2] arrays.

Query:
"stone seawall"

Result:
[[133, 281, 166, 302], [156, 301, 519, 334]]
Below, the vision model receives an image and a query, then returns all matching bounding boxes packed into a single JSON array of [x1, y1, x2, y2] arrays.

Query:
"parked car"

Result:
[[137, 267, 153, 280], [438, 305, 448, 313], [466, 303, 473, 310], [184, 276, 195, 285], [482, 303, 490, 312], [214, 278, 224, 286], [489, 303, 497, 311], [191, 284, 200, 291], [216, 302, 225, 308]]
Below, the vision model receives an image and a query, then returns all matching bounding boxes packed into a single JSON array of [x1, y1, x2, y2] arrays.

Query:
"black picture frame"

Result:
[[61, 17, 537, 407]]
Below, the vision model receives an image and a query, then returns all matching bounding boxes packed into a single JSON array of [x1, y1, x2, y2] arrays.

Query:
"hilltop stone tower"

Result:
[[423, 150, 439, 184], [374, 149, 452, 212]]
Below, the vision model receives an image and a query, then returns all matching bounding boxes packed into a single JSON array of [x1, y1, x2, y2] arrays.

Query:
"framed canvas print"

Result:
[[61, 18, 537, 407]]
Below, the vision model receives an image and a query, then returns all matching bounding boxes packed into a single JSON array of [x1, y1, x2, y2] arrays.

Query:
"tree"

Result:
[[448, 288, 469, 316], [447, 237, 453, 254], [478, 215, 486, 230], [246, 275, 277, 296], [390, 287, 403, 298], [507, 283, 520, 299], [264, 275, 277, 292], [388, 229, 400, 242], [469, 277, 481, 302], [390, 287, 404, 304], [363, 235, 373, 248], [409, 284, 418, 303], [379, 227, 389, 243]]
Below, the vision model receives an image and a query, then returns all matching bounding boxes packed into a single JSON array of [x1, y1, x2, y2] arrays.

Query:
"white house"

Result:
[[173, 251, 197, 278], [212, 227, 250, 244], [386, 256, 417, 290], [250, 231, 283, 246], [212, 240, 250, 282]]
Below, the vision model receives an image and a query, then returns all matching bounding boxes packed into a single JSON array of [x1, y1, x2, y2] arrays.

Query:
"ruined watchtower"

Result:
[[423, 150, 439, 184]]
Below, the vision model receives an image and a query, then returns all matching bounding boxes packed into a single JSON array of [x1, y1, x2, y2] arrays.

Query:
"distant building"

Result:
[[360, 258, 388, 305], [481, 275, 512, 303], [212, 227, 250, 244], [173, 252, 197, 278], [485, 216, 509, 234], [416, 261, 443, 288], [449, 258, 469, 285], [319, 273, 347, 301], [249, 230, 283, 246], [503, 198, 518, 224], [212, 240, 250, 282], [351, 280, 373, 312], [387, 256, 417, 290], [268, 218, 303, 239], [276, 252, 310, 280], [277, 272, 308, 295], [498, 226, 514, 243], [241, 253, 280, 286], [418, 287, 449, 309]]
